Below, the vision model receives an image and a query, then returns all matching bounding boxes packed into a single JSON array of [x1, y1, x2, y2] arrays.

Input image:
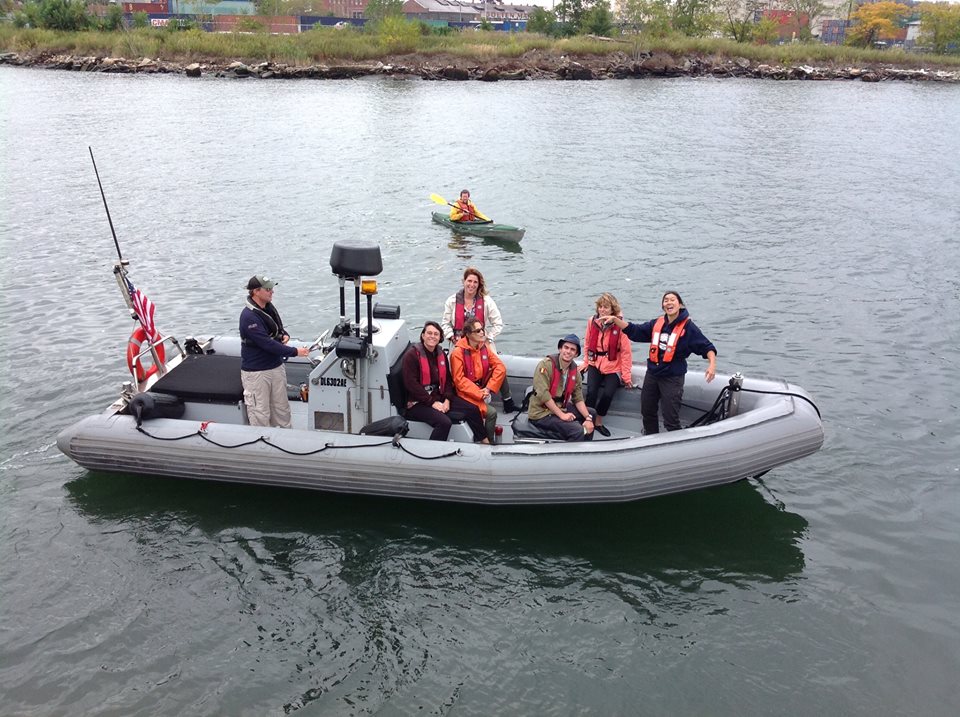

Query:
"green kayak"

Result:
[[431, 212, 525, 243]]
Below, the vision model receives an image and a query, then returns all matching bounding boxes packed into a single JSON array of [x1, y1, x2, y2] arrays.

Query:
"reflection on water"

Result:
[[443, 231, 523, 258], [66, 474, 806, 584]]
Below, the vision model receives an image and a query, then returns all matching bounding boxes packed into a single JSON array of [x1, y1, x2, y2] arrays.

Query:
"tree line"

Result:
[[4, 0, 959, 54]]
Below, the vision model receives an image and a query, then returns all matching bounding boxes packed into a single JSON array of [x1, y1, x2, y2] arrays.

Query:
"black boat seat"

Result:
[[151, 354, 245, 403], [511, 412, 569, 441]]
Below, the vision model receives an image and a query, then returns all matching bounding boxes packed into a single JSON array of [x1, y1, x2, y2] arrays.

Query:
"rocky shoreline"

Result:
[[2, 49, 958, 83]]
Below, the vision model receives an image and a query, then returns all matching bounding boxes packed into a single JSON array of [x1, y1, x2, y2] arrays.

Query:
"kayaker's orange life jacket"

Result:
[[414, 343, 447, 395], [649, 316, 689, 364], [454, 200, 477, 221], [462, 344, 493, 387], [586, 317, 621, 362], [548, 354, 578, 404], [454, 290, 485, 334]]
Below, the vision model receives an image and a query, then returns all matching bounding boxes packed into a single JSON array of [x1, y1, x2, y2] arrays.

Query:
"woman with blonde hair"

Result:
[[580, 292, 633, 437]]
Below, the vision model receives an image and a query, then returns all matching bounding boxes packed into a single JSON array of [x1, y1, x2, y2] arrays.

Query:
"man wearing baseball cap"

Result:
[[527, 334, 596, 441], [240, 274, 309, 428]]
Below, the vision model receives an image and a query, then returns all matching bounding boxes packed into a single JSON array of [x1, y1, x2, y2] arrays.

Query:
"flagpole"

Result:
[[89, 146, 124, 263], [89, 147, 171, 381]]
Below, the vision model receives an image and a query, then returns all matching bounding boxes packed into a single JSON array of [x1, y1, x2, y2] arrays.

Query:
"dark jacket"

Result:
[[622, 308, 717, 378], [402, 343, 453, 406], [240, 302, 298, 371]]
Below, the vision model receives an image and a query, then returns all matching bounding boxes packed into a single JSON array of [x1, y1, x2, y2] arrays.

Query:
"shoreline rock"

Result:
[[1, 51, 957, 83]]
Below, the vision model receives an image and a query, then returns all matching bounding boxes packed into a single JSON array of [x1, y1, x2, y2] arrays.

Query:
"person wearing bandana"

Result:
[[239, 274, 309, 428]]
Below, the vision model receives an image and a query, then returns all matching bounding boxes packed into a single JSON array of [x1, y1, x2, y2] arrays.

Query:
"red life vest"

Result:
[[649, 316, 689, 364], [413, 343, 447, 395], [454, 290, 485, 334], [548, 354, 578, 405], [585, 317, 621, 363], [462, 344, 492, 387], [455, 199, 477, 222]]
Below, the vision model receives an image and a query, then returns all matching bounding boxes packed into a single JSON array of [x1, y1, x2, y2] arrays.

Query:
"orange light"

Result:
[[361, 280, 378, 295]]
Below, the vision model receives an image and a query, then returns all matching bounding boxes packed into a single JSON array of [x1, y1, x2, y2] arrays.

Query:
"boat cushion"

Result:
[[151, 353, 245, 404], [511, 413, 567, 441]]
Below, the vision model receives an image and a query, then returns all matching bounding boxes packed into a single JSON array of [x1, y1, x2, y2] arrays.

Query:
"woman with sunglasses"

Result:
[[450, 317, 507, 443]]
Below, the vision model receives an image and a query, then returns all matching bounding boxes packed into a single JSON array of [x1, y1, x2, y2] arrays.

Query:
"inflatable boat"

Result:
[[57, 241, 823, 505]]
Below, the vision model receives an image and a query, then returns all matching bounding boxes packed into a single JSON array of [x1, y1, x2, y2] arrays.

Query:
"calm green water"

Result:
[[1, 67, 959, 715]]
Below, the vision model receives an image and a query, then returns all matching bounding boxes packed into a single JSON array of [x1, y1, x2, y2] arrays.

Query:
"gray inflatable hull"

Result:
[[57, 371, 823, 505]]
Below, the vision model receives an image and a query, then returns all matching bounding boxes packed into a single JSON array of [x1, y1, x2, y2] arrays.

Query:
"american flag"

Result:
[[127, 279, 160, 344]]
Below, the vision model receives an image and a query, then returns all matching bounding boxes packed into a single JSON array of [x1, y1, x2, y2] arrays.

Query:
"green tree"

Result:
[[583, 0, 615, 35], [672, 0, 719, 36], [618, 0, 673, 37], [918, 2, 960, 53], [131, 10, 150, 28], [98, 3, 124, 31], [722, 0, 763, 42], [526, 6, 558, 35], [555, 0, 590, 34], [846, 1, 909, 47], [752, 15, 779, 44], [23, 0, 91, 31], [375, 14, 419, 52], [365, 0, 404, 22]]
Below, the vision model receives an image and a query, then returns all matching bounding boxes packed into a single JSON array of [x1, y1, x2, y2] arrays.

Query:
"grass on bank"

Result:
[[1, 24, 958, 69]]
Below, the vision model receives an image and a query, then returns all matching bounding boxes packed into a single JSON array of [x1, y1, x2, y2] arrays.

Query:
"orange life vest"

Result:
[[455, 199, 477, 222], [649, 316, 689, 364], [548, 354, 578, 405], [585, 317, 620, 363], [462, 344, 492, 387]]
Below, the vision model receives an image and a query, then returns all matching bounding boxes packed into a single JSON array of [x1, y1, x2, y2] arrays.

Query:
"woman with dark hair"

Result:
[[579, 292, 633, 437], [605, 291, 717, 435], [401, 321, 485, 442], [441, 266, 515, 413]]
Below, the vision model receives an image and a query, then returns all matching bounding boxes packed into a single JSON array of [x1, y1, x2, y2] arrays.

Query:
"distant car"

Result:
[[334, 21, 349, 29]]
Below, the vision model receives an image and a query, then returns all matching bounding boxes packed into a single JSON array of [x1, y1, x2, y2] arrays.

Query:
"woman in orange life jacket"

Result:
[[579, 292, 633, 437], [401, 321, 486, 443], [441, 266, 516, 413], [604, 291, 717, 434], [449, 189, 481, 222], [450, 317, 507, 443]]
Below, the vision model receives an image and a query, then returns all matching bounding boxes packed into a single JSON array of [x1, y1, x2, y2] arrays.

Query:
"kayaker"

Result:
[[401, 321, 486, 443], [604, 291, 717, 434], [239, 274, 310, 428], [450, 318, 507, 443], [441, 266, 516, 413], [449, 189, 481, 222], [579, 292, 633, 437], [528, 334, 596, 442]]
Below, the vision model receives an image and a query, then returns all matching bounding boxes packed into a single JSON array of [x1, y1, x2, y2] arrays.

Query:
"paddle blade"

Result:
[[474, 210, 491, 222], [429, 193, 450, 207]]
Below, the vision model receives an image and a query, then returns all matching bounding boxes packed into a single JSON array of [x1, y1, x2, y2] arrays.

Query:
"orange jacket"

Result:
[[450, 336, 505, 417], [450, 200, 479, 222], [583, 317, 633, 384]]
